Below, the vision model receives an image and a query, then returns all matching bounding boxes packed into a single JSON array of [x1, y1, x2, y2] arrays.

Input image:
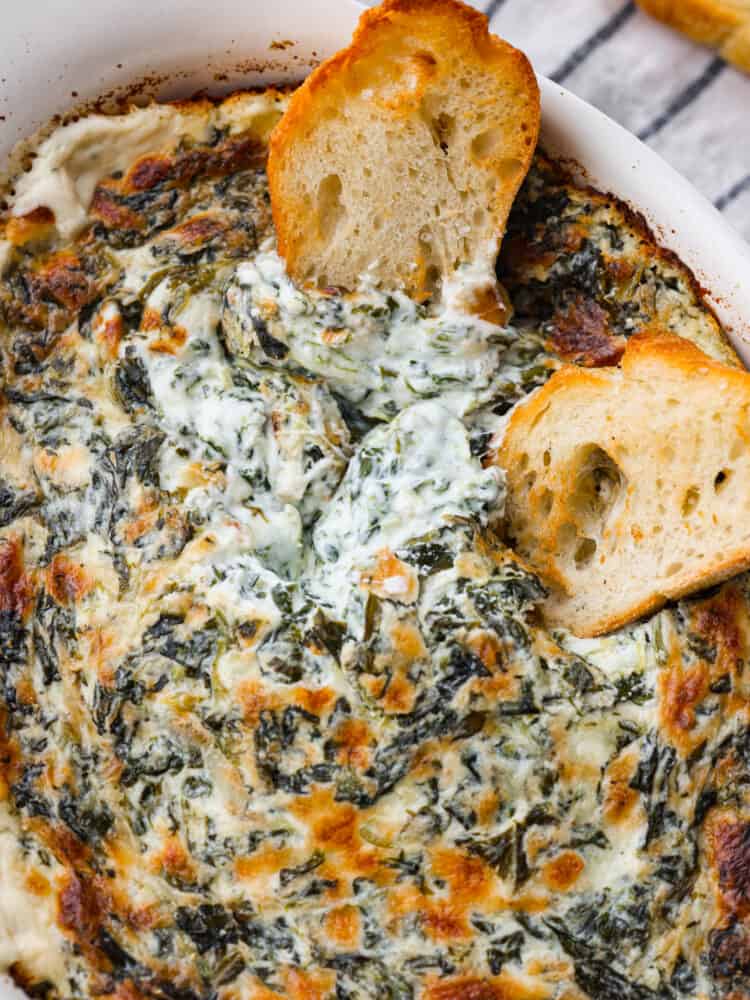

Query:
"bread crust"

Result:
[[268, 0, 540, 297], [501, 331, 750, 637], [637, 0, 750, 72]]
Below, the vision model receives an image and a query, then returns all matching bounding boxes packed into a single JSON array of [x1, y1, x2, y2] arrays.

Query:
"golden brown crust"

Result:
[[637, 0, 750, 73], [0, 535, 35, 619], [706, 808, 750, 918], [268, 0, 540, 297], [422, 972, 550, 1000], [503, 330, 750, 456], [546, 294, 626, 367], [578, 562, 750, 636]]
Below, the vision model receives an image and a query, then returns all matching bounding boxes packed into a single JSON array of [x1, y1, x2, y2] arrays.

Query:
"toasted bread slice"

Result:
[[637, 0, 750, 73], [267, 0, 539, 299], [499, 332, 750, 637]]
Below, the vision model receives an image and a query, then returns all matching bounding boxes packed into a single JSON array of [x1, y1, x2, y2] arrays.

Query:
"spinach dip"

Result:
[[0, 90, 746, 1000]]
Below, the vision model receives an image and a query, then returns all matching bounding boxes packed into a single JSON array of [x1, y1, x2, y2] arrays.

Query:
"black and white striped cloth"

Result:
[[365, 0, 750, 242]]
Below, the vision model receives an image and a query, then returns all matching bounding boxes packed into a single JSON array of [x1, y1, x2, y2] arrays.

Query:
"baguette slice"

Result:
[[267, 0, 539, 299], [500, 332, 750, 637], [637, 0, 750, 73]]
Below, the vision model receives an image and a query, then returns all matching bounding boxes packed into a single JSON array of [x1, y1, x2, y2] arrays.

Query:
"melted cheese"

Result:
[[11, 92, 284, 240], [0, 805, 66, 984], [224, 250, 526, 421], [12, 106, 199, 238], [310, 400, 502, 634]]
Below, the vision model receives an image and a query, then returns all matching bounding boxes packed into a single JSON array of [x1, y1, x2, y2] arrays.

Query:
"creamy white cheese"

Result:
[[10, 92, 285, 240], [0, 805, 66, 986], [224, 249, 519, 421], [12, 106, 197, 239], [134, 256, 505, 639], [310, 400, 503, 630]]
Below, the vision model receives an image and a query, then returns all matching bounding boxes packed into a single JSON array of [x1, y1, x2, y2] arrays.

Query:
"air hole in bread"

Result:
[[431, 112, 455, 153], [666, 561, 683, 577], [472, 126, 505, 159], [540, 488, 553, 517], [574, 537, 597, 569], [414, 49, 437, 68], [730, 438, 744, 461], [681, 486, 700, 516], [518, 453, 529, 472], [661, 444, 675, 462], [495, 157, 523, 181], [714, 468, 732, 492], [316, 174, 345, 244], [402, 55, 435, 97], [557, 521, 579, 554], [524, 471, 537, 492], [543, 449, 551, 468], [569, 445, 623, 524]]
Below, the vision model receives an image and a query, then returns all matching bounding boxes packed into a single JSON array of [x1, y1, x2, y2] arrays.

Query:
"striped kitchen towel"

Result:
[[485, 0, 750, 241], [363, 0, 750, 242]]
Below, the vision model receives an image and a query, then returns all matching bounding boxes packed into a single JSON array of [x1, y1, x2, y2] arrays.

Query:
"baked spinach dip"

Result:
[[0, 91, 746, 1000]]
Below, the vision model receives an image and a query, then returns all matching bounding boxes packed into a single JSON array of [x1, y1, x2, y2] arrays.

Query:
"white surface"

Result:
[[2, 1, 750, 995]]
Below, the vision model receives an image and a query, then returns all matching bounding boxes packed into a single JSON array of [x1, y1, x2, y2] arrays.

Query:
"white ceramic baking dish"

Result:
[[1, 0, 750, 994]]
